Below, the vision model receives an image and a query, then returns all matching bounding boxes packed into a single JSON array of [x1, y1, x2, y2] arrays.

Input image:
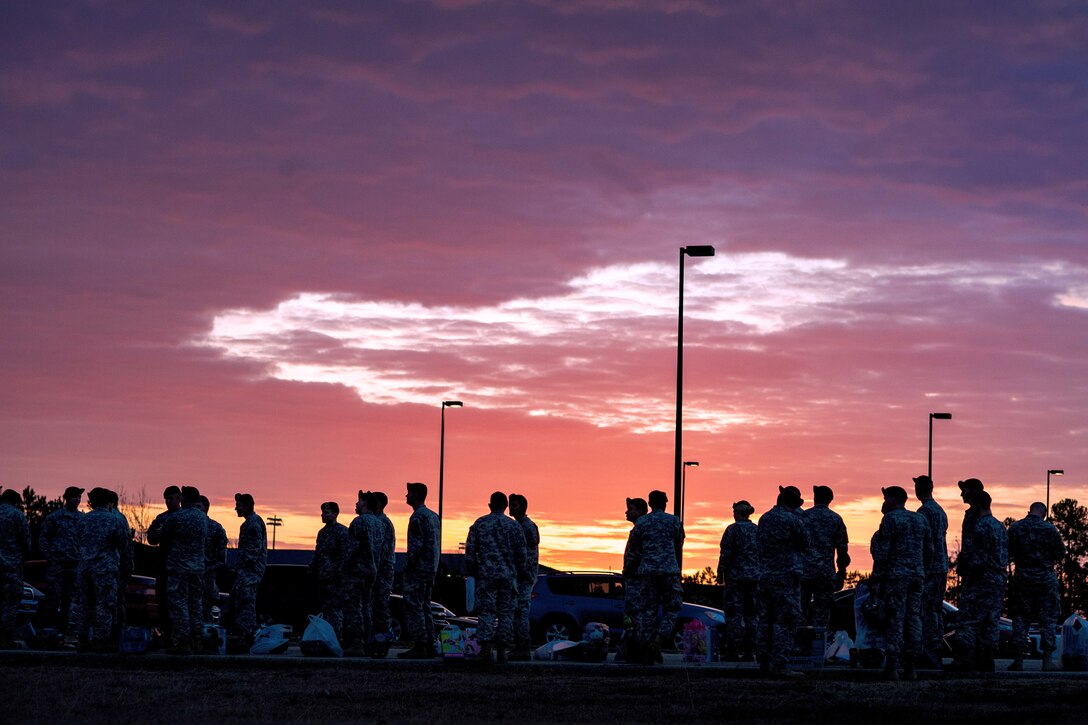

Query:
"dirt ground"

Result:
[[4, 652, 1087, 724]]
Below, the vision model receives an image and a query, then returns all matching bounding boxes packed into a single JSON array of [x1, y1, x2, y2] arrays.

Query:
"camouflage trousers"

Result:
[[882, 576, 923, 657], [43, 559, 79, 632], [167, 570, 205, 644], [635, 573, 683, 646], [801, 576, 835, 631], [343, 575, 374, 646], [757, 573, 802, 669], [475, 577, 517, 643], [722, 578, 759, 654], [955, 572, 1006, 652], [1, 568, 21, 642], [623, 574, 646, 644], [316, 578, 347, 637], [76, 567, 118, 645], [371, 571, 394, 641], [1009, 571, 1059, 654], [403, 570, 435, 646], [231, 571, 262, 638], [921, 572, 947, 652], [514, 578, 534, 647]]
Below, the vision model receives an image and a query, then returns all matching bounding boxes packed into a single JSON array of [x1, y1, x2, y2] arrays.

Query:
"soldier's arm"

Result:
[[513, 526, 528, 580], [835, 521, 851, 572], [147, 513, 166, 545], [463, 525, 477, 576], [717, 529, 731, 584], [20, 515, 31, 560]]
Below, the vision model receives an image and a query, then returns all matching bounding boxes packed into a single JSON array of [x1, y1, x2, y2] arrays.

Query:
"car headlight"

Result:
[[704, 611, 725, 625]]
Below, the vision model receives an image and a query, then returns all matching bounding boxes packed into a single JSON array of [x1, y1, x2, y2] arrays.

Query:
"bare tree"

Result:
[[117, 485, 157, 544]]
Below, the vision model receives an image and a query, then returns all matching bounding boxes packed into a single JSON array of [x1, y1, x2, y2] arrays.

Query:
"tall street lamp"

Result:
[[928, 412, 952, 480], [1047, 469, 1064, 519], [681, 461, 699, 526], [438, 400, 463, 553], [674, 244, 715, 516]]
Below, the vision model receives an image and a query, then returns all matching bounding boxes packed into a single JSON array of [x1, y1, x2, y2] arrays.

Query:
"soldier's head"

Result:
[[732, 500, 755, 522], [106, 489, 120, 510], [912, 475, 934, 501], [63, 486, 84, 511], [509, 493, 527, 519], [957, 478, 984, 505], [648, 490, 668, 511], [626, 497, 648, 522], [489, 491, 508, 513], [163, 485, 182, 512], [374, 491, 388, 513], [234, 492, 255, 518], [973, 490, 992, 512], [1, 488, 22, 508], [1029, 501, 1047, 519], [321, 501, 339, 524], [777, 486, 803, 509], [87, 487, 110, 509], [197, 495, 211, 515], [813, 486, 834, 506], [181, 486, 201, 507], [356, 490, 367, 516], [881, 486, 908, 511], [406, 482, 428, 508]]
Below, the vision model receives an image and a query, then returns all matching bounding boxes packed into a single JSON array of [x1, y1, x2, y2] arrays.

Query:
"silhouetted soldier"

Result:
[[197, 495, 227, 622], [801, 485, 850, 631], [508, 493, 539, 661], [371, 490, 396, 658], [344, 492, 381, 656], [465, 491, 528, 663], [161, 486, 207, 654], [1007, 502, 1065, 671], [232, 492, 267, 645], [398, 482, 440, 659], [74, 487, 129, 652], [956, 478, 985, 566], [871, 486, 931, 681], [757, 486, 808, 677], [0, 489, 30, 649], [629, 490, 684, 664], [912, 474, 948, 668], [106, 489, 133, 642], [310, 501, 352, 640], [620, 496, 648, 663], [40, 486, 83, 634], [146, 485, 181, 645], [718, 500, 760, 661], [953, 489, 1007, 672]]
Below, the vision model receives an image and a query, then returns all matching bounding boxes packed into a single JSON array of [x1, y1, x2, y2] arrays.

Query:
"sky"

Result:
[[2, 0, 1087, 574]]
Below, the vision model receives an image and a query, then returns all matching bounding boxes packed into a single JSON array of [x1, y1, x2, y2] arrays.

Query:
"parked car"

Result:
[[18, 582, 43, 627], [529, 571, 725, 648], [388, 594, 478, 642]]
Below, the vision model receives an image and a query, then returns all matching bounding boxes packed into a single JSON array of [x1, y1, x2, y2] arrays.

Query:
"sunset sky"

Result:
[[3, 1, 1087, 575]]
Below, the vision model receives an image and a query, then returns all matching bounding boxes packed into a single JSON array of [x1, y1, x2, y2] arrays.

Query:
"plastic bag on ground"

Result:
[[249, 624, 291, 655], [1061, 613, 1087, 671], [300, 614, 343, 657]]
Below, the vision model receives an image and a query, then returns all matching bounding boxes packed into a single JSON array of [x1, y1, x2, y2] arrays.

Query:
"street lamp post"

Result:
[[928, 412, 952, 480], [1046, 469, 1064, 519], [438, 400, 463, 553], [681, 461, 699, 526], [674, 244, 715, 517]]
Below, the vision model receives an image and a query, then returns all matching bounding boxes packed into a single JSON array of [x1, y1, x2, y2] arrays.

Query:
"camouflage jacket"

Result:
[[801, 505, 850, 580], [78, 507, 129, 575], [718, 520, 760, 582], [623, 523, 642, 577], [871, 508, 932, 580], [631, 510, 684, 576], [961, 511, 1008, 579], [162, 505, 208, 574], [406, 505, 440, 576], [0, 502, 31, 572], [917, 498, 949, 575], [205, 517, 228, 571], [1008, 515, 1065, 578], [112, 508, 134, 577], [237, 512, 268, 578], [311, 521, 352, 583], [377, 512, 396, 580], [515, 515, 540, 583], [146, 509, 174, 572], [464, 511, 528, 583], [347, 514, 380, 580], [959, 506, 981, 562], [40, 507, 83, 563], [757, 505, 809, 578]]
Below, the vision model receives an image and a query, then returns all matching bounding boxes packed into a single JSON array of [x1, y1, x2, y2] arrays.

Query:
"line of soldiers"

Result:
[[712, 475, 1067, 678]]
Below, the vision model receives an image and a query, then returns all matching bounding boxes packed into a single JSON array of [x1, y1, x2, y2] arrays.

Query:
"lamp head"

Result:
[[930, 412, 952, 420], [683, 245, 716, 257], [1049, 469, 1064, 476], [443, 400, 463, 408]]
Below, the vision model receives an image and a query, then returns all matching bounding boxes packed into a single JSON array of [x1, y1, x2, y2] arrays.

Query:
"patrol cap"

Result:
[[778, 485, 803, 507], [235, 492, 255, 508], [406, 481, 428, 499], [957, 478, 984, 492], [732, 500, 755, 515], [374, 491, 388, 508], [912, 475, 934, 491], [181, 486, 201, 504], [1, 489, 22, 506], [63, 486, 85, 499], [881, 486, 908, 502], [813, 485, 834, 504], [321, 501, 339, 515], [88, 487, 111, 506], [626, 497, 648, 513]]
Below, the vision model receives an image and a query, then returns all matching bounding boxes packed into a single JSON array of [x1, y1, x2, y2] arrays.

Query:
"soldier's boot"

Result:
[[167, 638, 192, 656], [882, 654, 900, 682], [507, 643, 533, 661], [902, 657, 917, 682], [621, 638, 641, 664], [495, 640, 508, 664], [477, 641, 494, 665], [642, 635, 662, 665], [1007, 655, 1023, 671], [1042, 651, 1061, 672]]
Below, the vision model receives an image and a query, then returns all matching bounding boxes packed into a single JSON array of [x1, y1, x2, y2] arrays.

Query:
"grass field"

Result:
[[4, 652, 1087, 724]]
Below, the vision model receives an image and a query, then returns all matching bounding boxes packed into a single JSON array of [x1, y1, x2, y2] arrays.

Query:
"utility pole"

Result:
[[266, 515, 283, 551]]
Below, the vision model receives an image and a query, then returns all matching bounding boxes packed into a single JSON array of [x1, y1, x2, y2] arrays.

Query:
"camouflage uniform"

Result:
[[403, 505, 440, 647], [465, 511, 528, 644], [111, 507, 134, 640], [146, 509, 174, 643], [1007, 515, 1064, 654], [622, 521, 645, 644], [916, 497, 948, 654], [800, 505, 849, 631], [162, 505, 207, 645], [310, 520, 352, 636], [343, 513, 379, 646], [203, 516, 228, 620], [75, 508, 129, 647], [871, 508, 932, 659], [718, 519, 760, 656], [513, 515, 539, 648], [630, 510, 685, 646], [955, 511, 1007, 653], [232, 512, 267, 638], [371, 512, 396, 643], [0, 501, 31, 645], [40, 507, 83, 632], [756, 505, 808, 670]]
